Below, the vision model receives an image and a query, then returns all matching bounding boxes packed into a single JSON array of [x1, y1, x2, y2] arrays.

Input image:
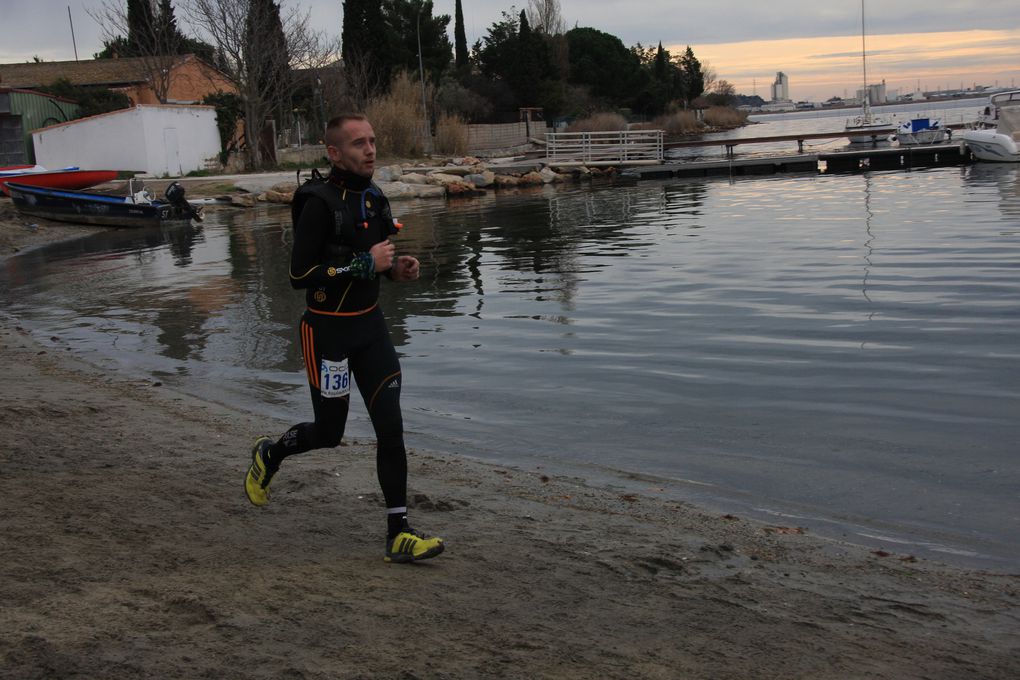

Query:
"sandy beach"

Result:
[[1, 198, 1018, 679]]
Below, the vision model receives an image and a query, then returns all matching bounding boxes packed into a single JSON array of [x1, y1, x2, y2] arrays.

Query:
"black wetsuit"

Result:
[[267, 167, 407, 521]]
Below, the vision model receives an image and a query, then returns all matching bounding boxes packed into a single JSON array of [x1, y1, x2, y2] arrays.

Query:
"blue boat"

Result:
[[6, 181, 202, 228]]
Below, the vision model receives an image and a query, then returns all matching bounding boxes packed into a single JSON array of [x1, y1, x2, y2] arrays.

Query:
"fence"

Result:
[[545, 130, 664, 164]]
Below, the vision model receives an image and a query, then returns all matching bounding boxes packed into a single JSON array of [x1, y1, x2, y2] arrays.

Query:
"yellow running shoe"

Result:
[[384, 528, 445, 563], [244, 436, 277, 506]]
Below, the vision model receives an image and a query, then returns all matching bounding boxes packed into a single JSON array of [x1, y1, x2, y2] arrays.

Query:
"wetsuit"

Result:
[[268, 166, 407, 519]]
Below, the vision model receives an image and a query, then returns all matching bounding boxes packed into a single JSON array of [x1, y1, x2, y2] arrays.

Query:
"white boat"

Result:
[[961, 90, 1020, 162], [895, 117, 949, 146], [845, 0, 895, 144]]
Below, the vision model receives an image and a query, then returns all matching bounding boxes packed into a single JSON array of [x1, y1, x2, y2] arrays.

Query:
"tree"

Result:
[[183, 0, 339, 169], [679, 46, 705, 107], [342, 0, 388, 98], [453, 0, 468, 71], [36, 78, 132, 118], [565, 27, 646, 111], [525, 0, 564, 35], [380, 0, 452, 85], [90, 0, 186, 103], [127, 0, 157, 54]]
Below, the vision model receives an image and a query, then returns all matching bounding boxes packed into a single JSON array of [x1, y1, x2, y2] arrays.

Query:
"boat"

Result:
[[894, 117, 949, 146], [844, 0, 895, 145], [0, 167, 118, 196], [961, 90, 1020, 162], [6, 181, 203, 228]]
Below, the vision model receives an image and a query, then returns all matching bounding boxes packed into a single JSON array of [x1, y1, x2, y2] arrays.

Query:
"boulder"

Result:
[[264, 189, 294, 204], [520, 171, 545, 186], [427, 172, 471, 186], [539, 167, 561, 183], [400, 172, 430, 185], [230, 193, 258, 208], [374, 165, 404, 182], [465, 170, 496, 188]]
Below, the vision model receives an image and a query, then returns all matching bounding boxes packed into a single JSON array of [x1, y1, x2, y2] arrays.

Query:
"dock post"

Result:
[[798, 139, 804, 153]]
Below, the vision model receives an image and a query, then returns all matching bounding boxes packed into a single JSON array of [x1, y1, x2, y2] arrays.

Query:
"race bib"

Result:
[[319, 358, 350, 398]]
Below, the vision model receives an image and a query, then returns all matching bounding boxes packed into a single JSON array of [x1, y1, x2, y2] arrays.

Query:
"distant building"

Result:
[[856, 79, 888, 105], [771, 72, 790, 102], [0, 87, 80, 165]]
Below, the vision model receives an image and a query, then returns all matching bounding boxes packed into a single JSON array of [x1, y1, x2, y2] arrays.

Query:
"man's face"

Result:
[[327, 119, 376, 178]]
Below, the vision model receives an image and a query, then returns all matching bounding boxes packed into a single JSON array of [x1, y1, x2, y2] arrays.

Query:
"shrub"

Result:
[[703, 106, 749, 128], [365, 71, 426, 157], [566, 112, 628, 132], [434, 113, 469, 155], [633, 111, 702, 136]]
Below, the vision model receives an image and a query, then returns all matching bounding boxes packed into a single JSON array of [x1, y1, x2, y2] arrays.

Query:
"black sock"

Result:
[[387, 509, 408, 539]]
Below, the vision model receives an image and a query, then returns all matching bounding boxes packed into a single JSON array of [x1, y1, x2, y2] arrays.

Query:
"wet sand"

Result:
[[1, 201, 1018, 679]]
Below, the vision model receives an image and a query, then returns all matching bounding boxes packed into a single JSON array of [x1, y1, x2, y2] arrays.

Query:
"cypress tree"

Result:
[[454, 0, 468, 70]]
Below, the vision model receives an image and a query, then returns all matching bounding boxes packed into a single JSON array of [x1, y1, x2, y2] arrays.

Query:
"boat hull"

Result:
[[845, 117, 896, 144], [0, 169, 118, 196], [7, 183, 195, 228], [961, 129, 1020, 163]]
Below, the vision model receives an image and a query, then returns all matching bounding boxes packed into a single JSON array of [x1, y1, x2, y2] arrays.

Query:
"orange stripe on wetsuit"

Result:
[[301, 319, 319, 389]]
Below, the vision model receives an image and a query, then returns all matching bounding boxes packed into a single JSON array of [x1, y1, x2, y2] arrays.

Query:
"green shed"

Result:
[[0, 88, 80, 165]]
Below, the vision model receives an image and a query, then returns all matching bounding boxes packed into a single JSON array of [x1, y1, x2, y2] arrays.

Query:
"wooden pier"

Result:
[[617, 143, 971, 180]]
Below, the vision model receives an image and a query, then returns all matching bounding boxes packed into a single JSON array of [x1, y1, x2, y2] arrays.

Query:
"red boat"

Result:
[[0, 168, 119, 196]]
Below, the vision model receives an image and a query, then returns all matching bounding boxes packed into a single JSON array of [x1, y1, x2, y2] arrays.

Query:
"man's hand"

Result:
[[370, 239, 395, 272], [389, 255, 420, 281]]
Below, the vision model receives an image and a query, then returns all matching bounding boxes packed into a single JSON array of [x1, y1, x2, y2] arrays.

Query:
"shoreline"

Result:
[[2, 200, 1019, 678]]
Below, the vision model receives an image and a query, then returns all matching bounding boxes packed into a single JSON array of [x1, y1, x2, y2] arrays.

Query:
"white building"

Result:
[[771, 72, 790, 102], [856, 79, 888, 105], [33, 105, 220, 176]]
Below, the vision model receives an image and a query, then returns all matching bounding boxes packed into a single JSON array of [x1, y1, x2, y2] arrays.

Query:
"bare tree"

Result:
[[182, 0, 338, 169], [526, 0, 565, 35], [88, 0, 183, 104]]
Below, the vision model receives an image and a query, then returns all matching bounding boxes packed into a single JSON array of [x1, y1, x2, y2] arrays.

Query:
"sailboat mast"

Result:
[[861, 0, 870, 116]]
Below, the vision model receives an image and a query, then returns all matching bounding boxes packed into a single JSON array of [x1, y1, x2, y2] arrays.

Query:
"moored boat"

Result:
[[894, 117, 949, 146], [961, 90, 1020, 163], [0, 168, 119, 196], [844, 0, 894, 145], [6, 182, 202, 228]]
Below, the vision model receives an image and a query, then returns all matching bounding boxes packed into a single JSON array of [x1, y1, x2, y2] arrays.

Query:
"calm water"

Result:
[[3, 159, 1019, 568]]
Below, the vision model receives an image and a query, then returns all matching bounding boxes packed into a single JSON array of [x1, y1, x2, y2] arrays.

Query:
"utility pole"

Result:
[[416, 10, 430, 155], [68, 6, 79, 61]]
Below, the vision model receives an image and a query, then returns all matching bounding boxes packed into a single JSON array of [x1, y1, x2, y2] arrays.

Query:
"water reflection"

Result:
[[2, 170, 1019, 567]]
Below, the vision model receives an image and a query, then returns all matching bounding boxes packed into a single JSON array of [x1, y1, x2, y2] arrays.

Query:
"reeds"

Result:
[[365, 71, 426, 157], [703, 106, 749, 128], [566, 112, 628, 132], [434, 113, 469, 155]]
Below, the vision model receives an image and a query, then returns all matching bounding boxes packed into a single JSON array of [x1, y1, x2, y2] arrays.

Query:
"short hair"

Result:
[[325, 114, 368, 145]]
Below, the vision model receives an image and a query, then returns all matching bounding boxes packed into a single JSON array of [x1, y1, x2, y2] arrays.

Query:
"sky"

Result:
[[2, 0, 1018, 101]]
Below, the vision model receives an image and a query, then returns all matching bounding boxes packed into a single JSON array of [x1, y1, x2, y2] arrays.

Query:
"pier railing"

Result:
[[546, 130, 664, 165]]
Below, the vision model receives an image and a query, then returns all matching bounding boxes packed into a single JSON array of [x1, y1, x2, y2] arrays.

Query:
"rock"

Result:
[[465, 171, 496, 188], [263, 189, 294, 204], [539, 167, 560, 183], [433, 165, 474, 177], [400, 173, 430, 185], [494, 174, 519, 187], [229, 193, 258, 208], [270, 181, 297, 193], [520, 171, 545, 186], [374, 165, 404, 182], [428, 172, 471, 186]]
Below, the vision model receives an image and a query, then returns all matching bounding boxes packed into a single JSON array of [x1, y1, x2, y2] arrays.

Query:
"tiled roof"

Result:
[[0, 55, 196, 89]]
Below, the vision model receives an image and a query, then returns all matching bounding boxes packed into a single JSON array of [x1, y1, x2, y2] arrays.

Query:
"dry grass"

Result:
[[644, 111, 703, 136], [366, 72, 427, 157], [434, 113, 469, 155], [567, 112, 628, 132], [703, 106, 749, 128]]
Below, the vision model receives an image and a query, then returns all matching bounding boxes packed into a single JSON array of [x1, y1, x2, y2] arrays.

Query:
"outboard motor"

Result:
[[165, 181, 203, 221]]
